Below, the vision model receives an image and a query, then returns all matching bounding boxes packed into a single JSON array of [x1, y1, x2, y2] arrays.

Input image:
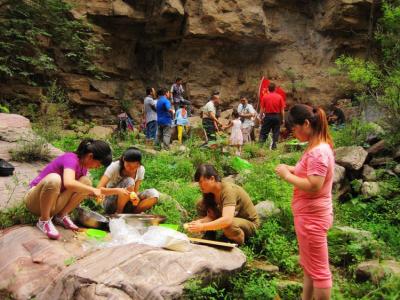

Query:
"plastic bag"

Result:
[[142, 226, 191, 252], [231, 156, 252, 171], [108, 218, 143, 245]]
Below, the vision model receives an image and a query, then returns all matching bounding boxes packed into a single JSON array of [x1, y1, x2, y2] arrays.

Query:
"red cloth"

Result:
[[276, 87, 286, 107], [261, 92, 285, 113], [258, 78, 270, 105]]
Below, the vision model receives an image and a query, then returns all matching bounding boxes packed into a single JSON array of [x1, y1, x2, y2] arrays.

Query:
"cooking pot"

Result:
[[112, 214, 166, 227], [76, 207, 109, 230]]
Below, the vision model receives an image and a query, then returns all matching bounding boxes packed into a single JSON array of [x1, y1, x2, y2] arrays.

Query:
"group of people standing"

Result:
[[143, 78, 190, 149], [200, 82, 286, 155]]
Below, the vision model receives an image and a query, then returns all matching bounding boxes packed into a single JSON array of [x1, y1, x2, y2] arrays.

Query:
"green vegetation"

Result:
[[0, 0, 107, 85], [1, 123, 400, 298], [335, 0, 400, 145], [10, 137, 51, 162]]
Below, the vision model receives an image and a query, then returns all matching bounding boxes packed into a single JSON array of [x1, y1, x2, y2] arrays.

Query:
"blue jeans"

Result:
[[146, 120, 157, 140]]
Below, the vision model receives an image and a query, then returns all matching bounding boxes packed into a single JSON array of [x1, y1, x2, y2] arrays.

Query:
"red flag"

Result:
[[276, 86, 287, 107], [258, 77, 270, 110]]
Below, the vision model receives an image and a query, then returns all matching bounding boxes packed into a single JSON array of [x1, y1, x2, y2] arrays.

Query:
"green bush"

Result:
[[328, 226, 382, 268], [0, 103, 10, 113], [248, 219, 299, 274], [10, 137, 51, 162], [330, 119, 382, 147], [0, 0, 107, 85], [0, 203, 36, 229]]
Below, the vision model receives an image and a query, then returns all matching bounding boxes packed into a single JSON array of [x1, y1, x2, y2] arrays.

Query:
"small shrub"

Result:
[[331, 119, 382, 147], [0, 203, 36, 229], [183, 279, 225, 300], [328, 226, 382, 268], [10, 138, 51, 162], [0, 103, 10, 113], [249, 218, 299, 274]]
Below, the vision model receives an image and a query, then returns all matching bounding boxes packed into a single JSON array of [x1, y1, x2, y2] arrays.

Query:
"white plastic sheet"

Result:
[[142, 226, 191, 252], [95, 218, 191, 252]]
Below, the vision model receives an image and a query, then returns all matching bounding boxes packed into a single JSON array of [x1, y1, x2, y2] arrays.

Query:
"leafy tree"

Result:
[[0, 0, 107, 85], [335, 0, 400, 143]]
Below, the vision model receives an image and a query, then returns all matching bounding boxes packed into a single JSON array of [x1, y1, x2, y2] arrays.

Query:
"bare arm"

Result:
[[287, 174, 325, 193], [275, 164, 325, 192], [188, 206, 235, 232], [209, 112, 221, 126], [133, 180, 141, 193], [97, 175, 131, 197], [63, 169, 98, 195]]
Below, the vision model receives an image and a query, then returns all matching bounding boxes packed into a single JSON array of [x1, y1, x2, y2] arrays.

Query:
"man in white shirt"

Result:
[[201, 94, 222, 141], [143, 87, 157, 144], [237, 97, 256, 143]]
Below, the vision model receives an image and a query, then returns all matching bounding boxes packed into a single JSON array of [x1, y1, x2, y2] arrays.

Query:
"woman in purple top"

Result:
[[24, 139, 112, 240]]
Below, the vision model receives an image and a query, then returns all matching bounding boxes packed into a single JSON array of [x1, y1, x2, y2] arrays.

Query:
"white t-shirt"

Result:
[[202, 100, 216, 118], [104, 161, 145, 188], [237, 103, 256, 128]]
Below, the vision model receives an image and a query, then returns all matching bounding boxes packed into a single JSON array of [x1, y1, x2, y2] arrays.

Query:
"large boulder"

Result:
[[333, 164, 346, 186], [335, 146, 368, 171], [367, 140, 386, 155], [369, 156, 393, 167], [87, 125, 114, 139], [255, 200, 281, 222], [394, 146, 400, 160], [0, 114, 64, 210], [361, 181, 380, 198], [362, 165, 377, 181], [0, 226, 246, 300], [356, 260, 400, 284], [394, 164, 400, 175], [0, 113, 35, 142]]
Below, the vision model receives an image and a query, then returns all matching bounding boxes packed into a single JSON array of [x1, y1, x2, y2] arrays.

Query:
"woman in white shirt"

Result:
[[97, 147, 159, 214]]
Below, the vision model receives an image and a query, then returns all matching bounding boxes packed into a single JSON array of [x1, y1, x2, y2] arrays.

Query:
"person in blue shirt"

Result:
[[155, 88, 174, 149], [175, 104, 190, 144]]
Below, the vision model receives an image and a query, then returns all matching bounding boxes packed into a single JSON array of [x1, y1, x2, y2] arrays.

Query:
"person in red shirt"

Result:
[[259, 83, 285, 149]]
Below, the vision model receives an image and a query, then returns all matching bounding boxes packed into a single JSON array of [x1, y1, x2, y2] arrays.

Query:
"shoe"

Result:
[[54, 215, 79, 231], [37, 219, 60, 240]]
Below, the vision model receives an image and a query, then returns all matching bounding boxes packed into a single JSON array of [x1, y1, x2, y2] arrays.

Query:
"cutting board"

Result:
[[189, 237, 237, 249]]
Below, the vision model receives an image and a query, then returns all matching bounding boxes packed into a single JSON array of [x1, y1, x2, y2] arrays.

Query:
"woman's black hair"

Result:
[[119, 147, 142, 176], [194, 164, 221, 211], [75, 138, 112, 167], [287, 104, 333, 148]]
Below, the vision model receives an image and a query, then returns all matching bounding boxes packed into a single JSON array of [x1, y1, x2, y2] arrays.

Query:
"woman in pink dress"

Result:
[[223, 109, 243, 156], [275, 104, 334, 300]]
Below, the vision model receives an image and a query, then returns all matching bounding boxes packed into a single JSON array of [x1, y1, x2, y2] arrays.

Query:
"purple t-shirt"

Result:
[[30, 152, 88, 191]]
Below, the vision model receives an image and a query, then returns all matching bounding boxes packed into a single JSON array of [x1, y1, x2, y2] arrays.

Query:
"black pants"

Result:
[[202, 118, 217, 141], [259, 114, 281, 149]]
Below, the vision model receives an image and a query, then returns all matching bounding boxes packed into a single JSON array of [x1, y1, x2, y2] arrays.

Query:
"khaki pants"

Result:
[[196, 199, 258, 239], [24, 173, 92, 217]]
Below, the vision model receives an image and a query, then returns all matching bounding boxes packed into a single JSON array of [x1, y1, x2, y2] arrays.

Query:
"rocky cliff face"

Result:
[[4, 0, 374, 121]]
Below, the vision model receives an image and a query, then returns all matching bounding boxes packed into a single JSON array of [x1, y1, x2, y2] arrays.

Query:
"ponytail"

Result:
[[312, 107, 333, 149], [75, 138, 112, 167], [288, 104, 333, 149]]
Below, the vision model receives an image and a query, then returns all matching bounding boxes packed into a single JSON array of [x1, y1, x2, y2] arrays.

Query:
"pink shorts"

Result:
[[294, 214, 333, 289]]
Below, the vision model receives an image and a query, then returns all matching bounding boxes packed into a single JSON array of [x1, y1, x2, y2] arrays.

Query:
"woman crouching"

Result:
[[187, 164, 259, 245], [98, 147, 159, 214], [24, 139, 112, 239]]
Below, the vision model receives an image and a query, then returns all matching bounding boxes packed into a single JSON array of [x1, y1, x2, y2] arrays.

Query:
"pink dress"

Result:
[[292, 143, 334, 289], [229, 119, 243, 146]]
